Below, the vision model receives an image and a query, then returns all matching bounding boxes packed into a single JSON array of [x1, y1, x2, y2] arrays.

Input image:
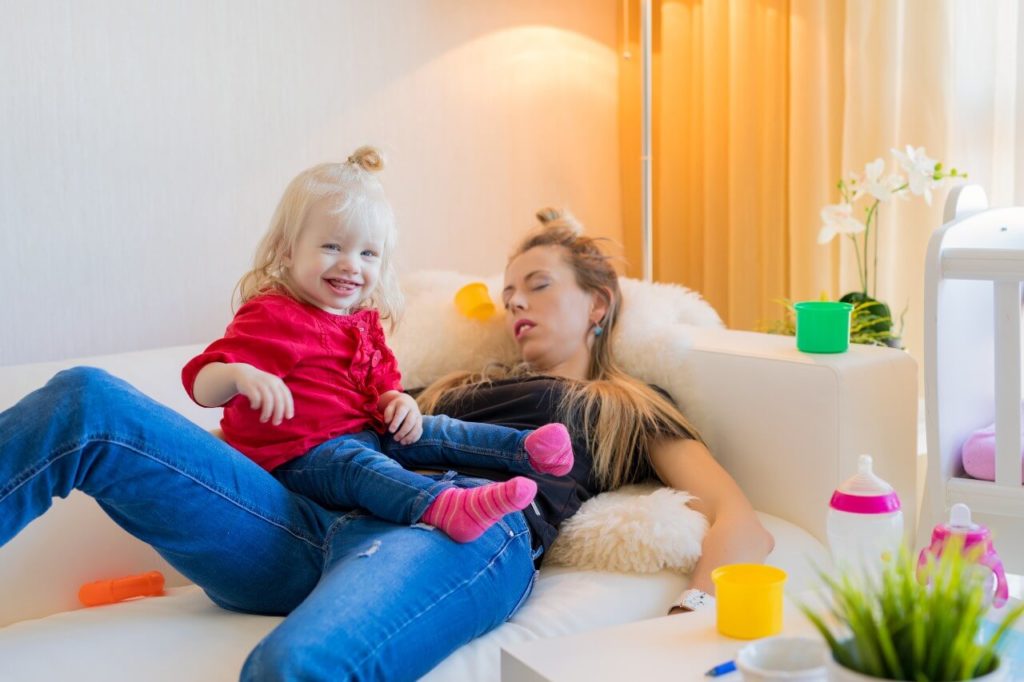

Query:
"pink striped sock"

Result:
[[524, 423, 574, 476], [420, 477, 537, 543]]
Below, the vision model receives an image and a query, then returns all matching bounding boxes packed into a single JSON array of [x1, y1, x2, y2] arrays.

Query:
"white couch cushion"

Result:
[[0, 513, 826, 682]]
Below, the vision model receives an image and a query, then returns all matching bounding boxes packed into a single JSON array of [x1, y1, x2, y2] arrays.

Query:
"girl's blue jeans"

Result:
[[0, 368, 537, 681], [272, 414, 537, 524]]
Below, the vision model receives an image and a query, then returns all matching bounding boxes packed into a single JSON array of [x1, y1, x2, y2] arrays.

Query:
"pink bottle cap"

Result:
[[829, 454, 902, 514]]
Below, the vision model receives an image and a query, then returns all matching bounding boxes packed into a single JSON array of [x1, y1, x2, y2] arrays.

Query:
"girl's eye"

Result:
[[322, 244, 341, 252], [361, 250, 379, 258], [532, 283, 549, 292]]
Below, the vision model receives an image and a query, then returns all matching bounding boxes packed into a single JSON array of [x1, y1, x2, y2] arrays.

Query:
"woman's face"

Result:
[[502, 245, 606, 380]]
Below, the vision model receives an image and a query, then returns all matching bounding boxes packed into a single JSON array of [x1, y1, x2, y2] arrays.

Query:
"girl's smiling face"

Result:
[[285, 199, 385, 315]]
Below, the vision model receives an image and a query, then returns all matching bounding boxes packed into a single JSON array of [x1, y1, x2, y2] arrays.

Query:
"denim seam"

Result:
[[409, 477, 453, 522], [507, 568, 539, 619], [392, 438, 528, 463], [322, 508, 376, 552], [0, 435, 327, 552], [348, 524, 532, 674]]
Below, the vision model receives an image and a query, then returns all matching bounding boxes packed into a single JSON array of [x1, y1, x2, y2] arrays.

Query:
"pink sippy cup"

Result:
[[917, 503, 1008, 608]]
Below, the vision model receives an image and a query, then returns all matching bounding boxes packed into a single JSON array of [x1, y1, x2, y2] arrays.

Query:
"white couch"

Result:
[[0, 276, 918, 681]]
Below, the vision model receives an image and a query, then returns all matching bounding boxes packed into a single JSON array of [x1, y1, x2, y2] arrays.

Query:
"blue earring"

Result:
[[592, 324, 604, 337]]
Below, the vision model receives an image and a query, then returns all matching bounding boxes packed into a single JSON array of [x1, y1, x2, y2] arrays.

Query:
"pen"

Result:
[[704, 660, 736, 677]]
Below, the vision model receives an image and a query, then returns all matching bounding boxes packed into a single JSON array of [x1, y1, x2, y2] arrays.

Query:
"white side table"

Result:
[[501, 601, 819, 681]]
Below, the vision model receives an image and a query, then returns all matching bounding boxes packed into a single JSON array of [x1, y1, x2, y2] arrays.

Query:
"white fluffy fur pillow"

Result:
[[545, 484, 708, 574], [389, 270, 723, 393], [389, 270, 721, 573]]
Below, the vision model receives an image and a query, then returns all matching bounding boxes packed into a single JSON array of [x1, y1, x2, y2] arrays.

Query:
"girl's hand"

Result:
[[232, 363, 294, 425], [380, 391, 423, 445]]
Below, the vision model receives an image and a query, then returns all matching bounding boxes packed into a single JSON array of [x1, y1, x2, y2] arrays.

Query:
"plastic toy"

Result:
[[454, 282, 496, 321], [78, 570, 165, 607]]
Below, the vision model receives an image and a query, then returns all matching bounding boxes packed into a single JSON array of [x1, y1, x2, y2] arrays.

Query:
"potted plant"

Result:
[[801, 538, 1024, 681], [815, 146, 965, 348], [763, 147, 968, 347]]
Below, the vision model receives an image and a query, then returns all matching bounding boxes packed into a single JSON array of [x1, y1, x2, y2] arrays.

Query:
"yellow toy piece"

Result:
[[454, 282, 496, 321]]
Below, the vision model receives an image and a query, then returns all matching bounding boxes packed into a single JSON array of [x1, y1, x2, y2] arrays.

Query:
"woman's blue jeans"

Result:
[[0, 368, 537, 681], [272, 415, 537, 523]]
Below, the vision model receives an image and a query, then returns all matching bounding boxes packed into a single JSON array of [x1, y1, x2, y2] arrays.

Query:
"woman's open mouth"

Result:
[[514, 319, 536, 339]]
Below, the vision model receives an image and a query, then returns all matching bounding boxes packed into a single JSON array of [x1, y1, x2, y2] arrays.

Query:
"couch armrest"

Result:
[[676, 326, 918, 546]]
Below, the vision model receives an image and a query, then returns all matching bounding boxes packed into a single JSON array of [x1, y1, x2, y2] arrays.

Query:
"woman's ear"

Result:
[[589, 287, 613, 326]]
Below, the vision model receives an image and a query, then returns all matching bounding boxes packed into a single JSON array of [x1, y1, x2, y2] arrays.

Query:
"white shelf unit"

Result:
[[921, 185, 1024, 572]]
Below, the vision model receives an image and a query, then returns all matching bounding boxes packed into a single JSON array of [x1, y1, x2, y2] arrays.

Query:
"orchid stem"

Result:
[[848, 233, 866, 294], [865, 200, 880, 299]]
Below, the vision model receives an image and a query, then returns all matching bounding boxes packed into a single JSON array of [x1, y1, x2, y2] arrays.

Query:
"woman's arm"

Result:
[[648, 437, 774, 598]]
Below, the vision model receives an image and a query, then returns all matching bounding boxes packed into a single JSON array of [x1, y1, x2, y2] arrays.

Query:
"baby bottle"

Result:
[[917, 503, 1008, 608], [827, 454, 904, 577]]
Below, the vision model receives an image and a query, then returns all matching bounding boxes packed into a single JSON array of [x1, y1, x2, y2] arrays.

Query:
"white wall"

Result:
[[0, 0, 621, 366]]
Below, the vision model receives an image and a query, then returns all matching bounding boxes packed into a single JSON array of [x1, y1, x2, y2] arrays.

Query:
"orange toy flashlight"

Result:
[[78, 570, 165, 607]]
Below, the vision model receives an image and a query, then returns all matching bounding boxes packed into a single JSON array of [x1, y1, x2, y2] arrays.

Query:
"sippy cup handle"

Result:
[[980, 552, 1009, 608], [916, 546, 930, 574]]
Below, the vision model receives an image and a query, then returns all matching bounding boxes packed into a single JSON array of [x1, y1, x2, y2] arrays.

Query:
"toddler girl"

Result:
[[182, 146, 573, 542]]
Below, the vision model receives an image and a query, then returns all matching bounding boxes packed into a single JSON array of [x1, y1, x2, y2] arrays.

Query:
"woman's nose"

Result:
[[507, 293, 527, 311]]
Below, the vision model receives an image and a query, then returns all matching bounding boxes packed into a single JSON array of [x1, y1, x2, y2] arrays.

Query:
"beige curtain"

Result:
[[620, 0, 845, 331], [622, 0, 1024, 368]]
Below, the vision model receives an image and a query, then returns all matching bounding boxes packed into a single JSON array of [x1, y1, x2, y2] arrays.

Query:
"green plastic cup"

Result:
[[794, 301, 853, 353]]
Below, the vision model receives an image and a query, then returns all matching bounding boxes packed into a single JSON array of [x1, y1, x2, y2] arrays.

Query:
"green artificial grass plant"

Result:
[[801, 538, 1024, 680], [760, 297, 905, 348]]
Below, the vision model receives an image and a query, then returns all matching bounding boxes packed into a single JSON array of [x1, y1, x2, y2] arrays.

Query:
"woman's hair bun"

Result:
[[347, 145, 384, 172], [535, 207, 583, 235]]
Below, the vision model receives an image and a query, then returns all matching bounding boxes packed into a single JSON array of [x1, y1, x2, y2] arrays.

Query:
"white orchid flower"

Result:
[[818, 202, 865, 244], [862, 158, 902, 202], [891, 145, 938, 205]]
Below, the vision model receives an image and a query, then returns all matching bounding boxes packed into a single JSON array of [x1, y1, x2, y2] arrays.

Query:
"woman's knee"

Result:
[[240, 630, 344, 682], [39, 367, 147, 429], [48, 366, 120, 397]]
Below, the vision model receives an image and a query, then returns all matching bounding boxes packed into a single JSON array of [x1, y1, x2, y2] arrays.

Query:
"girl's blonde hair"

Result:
[[236, 145, 403, 327], [418, 208, 703, 490]]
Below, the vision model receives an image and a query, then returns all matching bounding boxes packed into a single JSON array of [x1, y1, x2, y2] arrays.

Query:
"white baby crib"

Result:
[[920, 184, 1024, 572]]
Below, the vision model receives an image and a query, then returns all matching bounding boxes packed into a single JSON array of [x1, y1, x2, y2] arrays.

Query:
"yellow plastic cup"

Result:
[[711, 564, 787, 639], [454, 282, 496, 321]]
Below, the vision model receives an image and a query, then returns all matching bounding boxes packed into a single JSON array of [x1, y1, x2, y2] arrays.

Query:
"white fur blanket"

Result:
[[390, 271, 722, 398], [389, 270, 722, 573]]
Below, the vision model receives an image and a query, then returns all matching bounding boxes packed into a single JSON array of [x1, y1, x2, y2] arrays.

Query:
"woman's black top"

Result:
[[429, 376, 663, 566]]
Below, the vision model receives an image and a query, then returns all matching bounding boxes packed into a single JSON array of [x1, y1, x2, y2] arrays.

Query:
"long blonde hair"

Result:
[[236, 145, 403, 327], [418, 208, 703, 490]]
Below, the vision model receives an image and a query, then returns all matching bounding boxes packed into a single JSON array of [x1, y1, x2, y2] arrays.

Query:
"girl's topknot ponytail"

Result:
[[347, 145, 384, 173]]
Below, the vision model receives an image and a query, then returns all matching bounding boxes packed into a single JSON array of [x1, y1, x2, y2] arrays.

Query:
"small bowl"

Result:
[[736, 636, 827, 681]]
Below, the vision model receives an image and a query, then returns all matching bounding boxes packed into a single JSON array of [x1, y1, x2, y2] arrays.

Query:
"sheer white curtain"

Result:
[[836, 0, 1024, 367]]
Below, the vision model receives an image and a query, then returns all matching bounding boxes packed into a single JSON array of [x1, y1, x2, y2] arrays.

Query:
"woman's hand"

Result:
[[232, 363, 294, 425], [380, 391, 423, 445]]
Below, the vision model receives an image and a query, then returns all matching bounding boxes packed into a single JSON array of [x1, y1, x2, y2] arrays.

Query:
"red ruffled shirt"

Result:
[[182, 293, 402, 471]]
